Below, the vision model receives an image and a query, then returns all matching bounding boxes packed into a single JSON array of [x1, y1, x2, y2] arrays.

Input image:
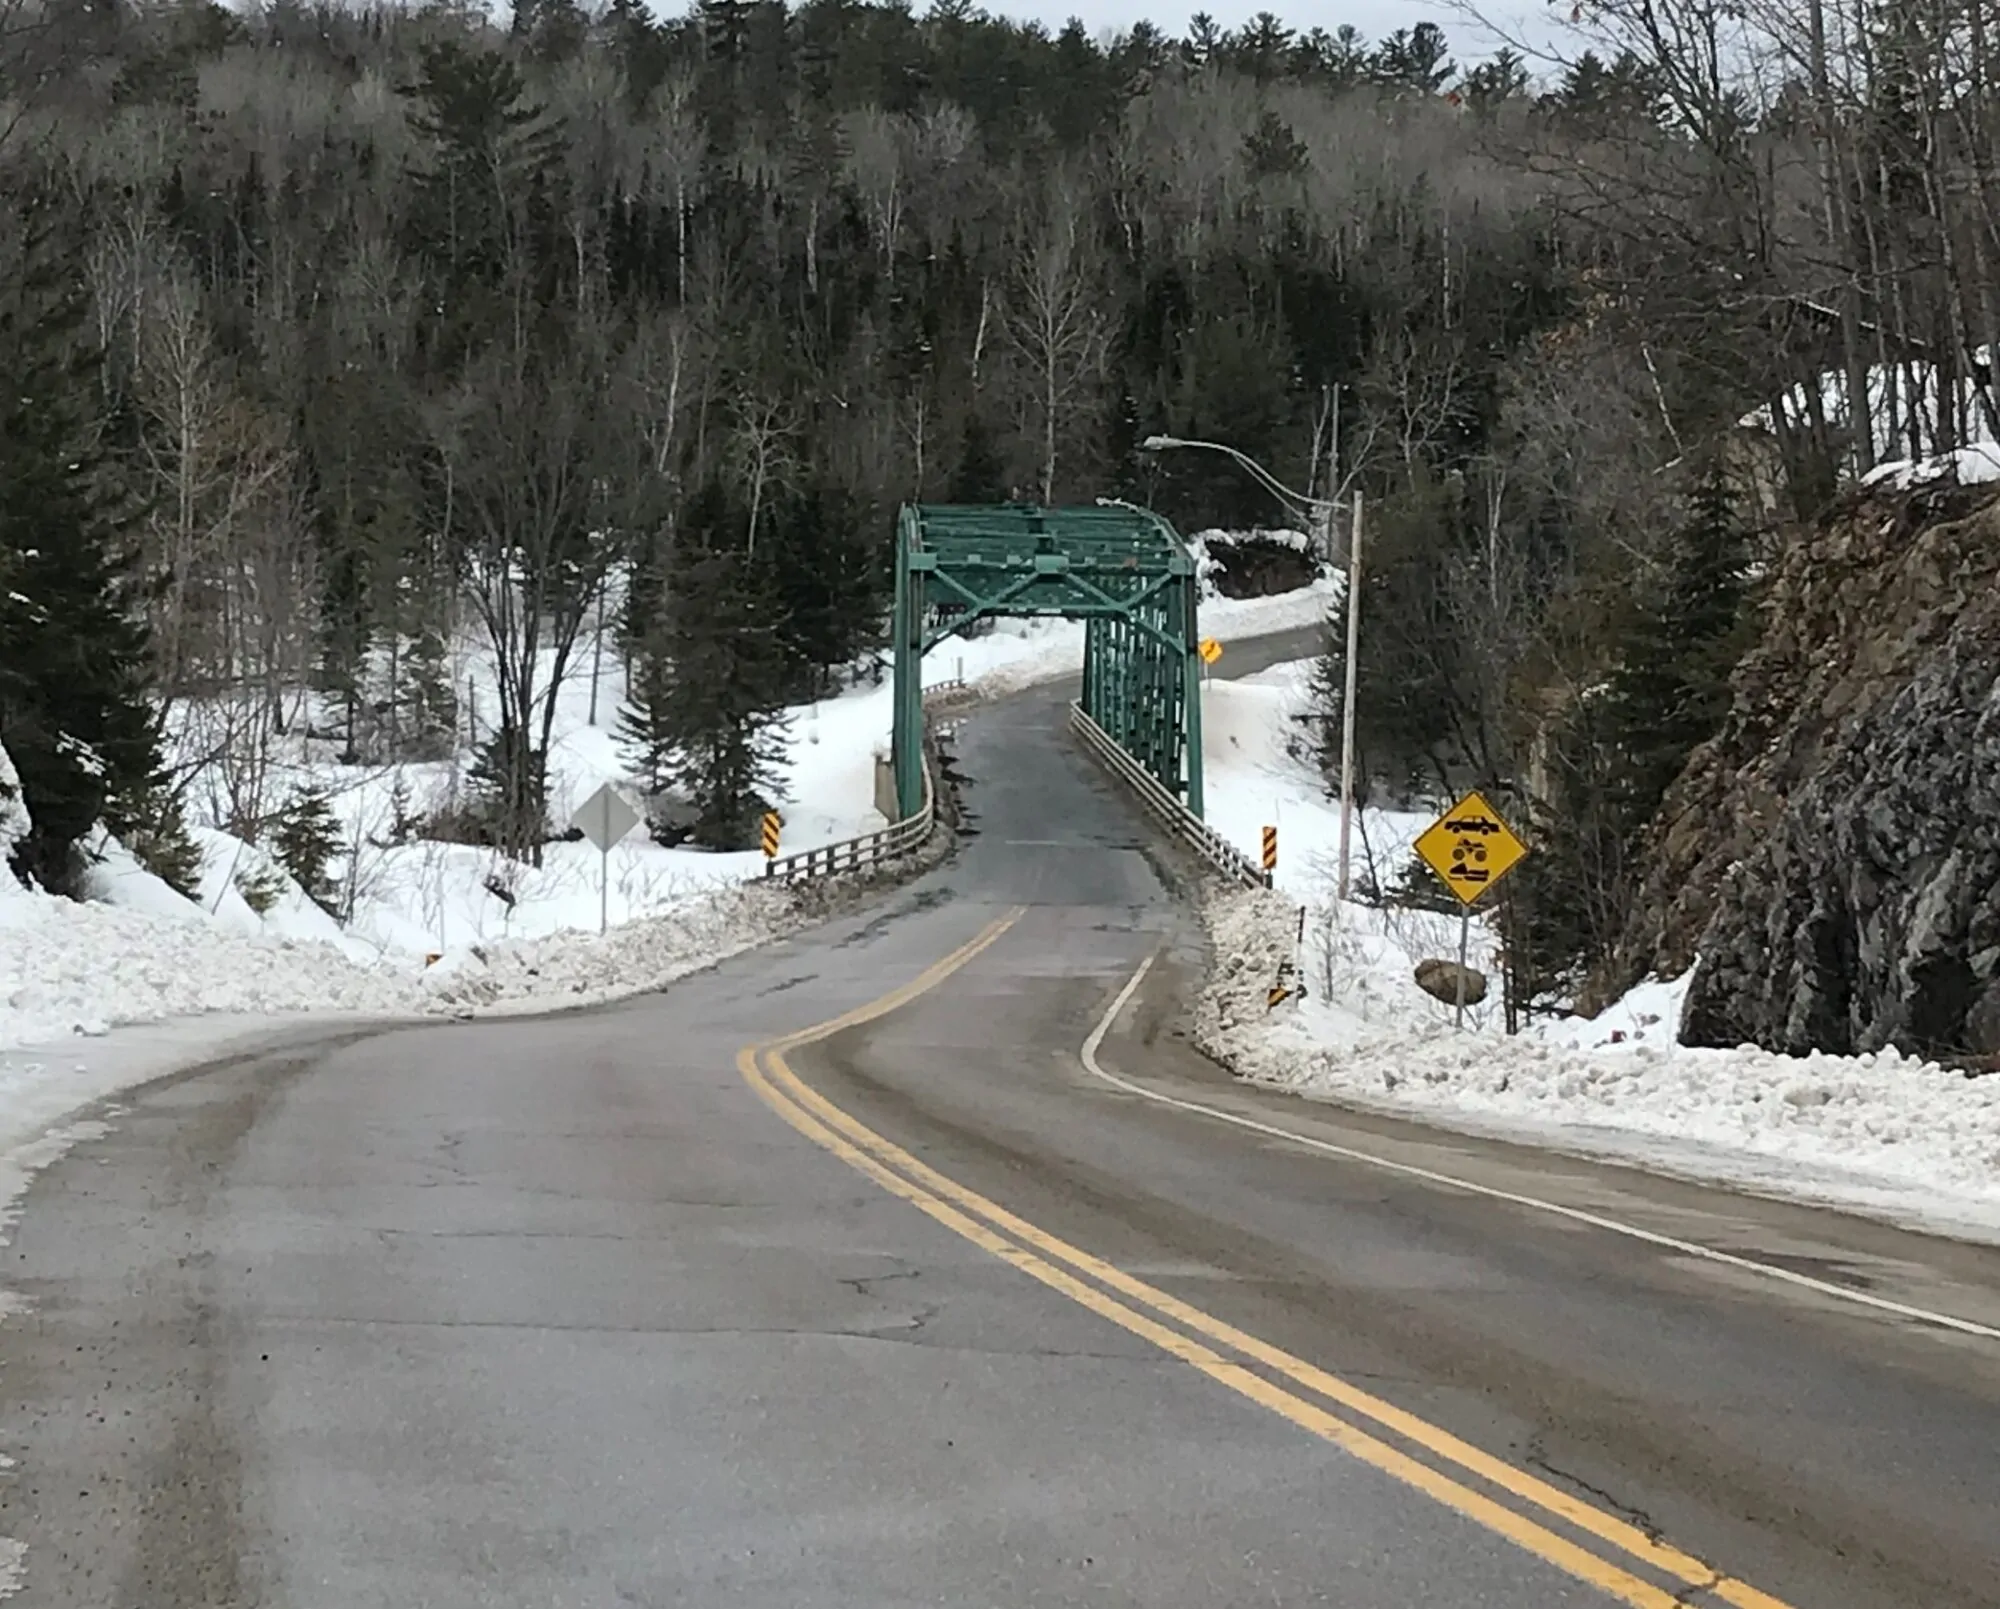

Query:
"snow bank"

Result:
[[1859, 441, 2000, 492], [1190, 524, 1318, 557], [1226, 964, 2000, 1239], [0, 877, 424, 1046], [418, 881, 795, 1015], [150, 550, 1329, 963], [1190, 674, 2000, 1240], [0, 853, 807, 1054]]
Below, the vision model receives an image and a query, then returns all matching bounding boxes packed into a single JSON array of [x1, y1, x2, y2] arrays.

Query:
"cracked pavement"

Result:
[[1, 651, 1998, 1606]]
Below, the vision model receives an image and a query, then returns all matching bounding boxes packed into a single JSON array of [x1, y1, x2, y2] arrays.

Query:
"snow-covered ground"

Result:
[[1860, 440, 2000, 492], [157, 555, 1333, 963], [1192, 656, 2000, 1244], [1744, 353, 2000, 482], [0, 546, 1332, 1167]]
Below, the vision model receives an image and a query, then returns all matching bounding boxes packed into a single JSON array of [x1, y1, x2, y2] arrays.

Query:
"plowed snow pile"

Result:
[[0, 857, 798, 1052], [1193, 879, 2000, 1241]]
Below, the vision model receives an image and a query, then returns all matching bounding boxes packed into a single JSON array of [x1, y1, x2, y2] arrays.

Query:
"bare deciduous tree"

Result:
[[433, 316, 633, 862], [1003, 183, 1110, 503]]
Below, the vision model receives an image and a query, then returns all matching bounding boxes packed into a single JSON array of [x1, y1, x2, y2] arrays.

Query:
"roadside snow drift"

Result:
[[0, 866, 801, 1053], [0, 560, 1332, 1174], [1193, 787, 2000, 1241]]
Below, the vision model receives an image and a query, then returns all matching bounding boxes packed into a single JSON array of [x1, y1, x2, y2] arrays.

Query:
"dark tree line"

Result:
[[0, 0, 1935, 1005], [0, 0, 1542, 884]]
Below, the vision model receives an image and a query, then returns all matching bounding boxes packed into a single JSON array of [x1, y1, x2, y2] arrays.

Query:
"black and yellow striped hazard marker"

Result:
[[760, 811, 782, 859], [1261, 824, 1277, 872]]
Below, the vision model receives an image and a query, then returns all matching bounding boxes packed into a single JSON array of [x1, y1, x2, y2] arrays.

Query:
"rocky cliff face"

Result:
[[1597, 476, 2000, 1062]]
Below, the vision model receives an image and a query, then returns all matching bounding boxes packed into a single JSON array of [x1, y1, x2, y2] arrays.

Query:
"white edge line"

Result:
[[1081, 953, 2000, 1344]]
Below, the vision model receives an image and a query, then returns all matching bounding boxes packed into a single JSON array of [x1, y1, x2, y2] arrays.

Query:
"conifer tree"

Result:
[[619, 482, 791, 850], [395, 624, 458, 762], [949, 417, 1012, 503], [1598, 457, 1753, 831], [272, 784, 344, 917], [1514, 458, 1753, 1002], [315, 545, 370, 762], [769, 484, 886, 701], [0, 191, 190, 895]]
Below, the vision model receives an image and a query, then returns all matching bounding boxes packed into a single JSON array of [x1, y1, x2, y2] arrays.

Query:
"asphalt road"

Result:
[[2, 648, 1998, 1608]]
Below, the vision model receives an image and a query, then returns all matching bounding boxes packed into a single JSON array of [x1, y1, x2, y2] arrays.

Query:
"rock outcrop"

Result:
[[1597, 475, 2000, 1061]]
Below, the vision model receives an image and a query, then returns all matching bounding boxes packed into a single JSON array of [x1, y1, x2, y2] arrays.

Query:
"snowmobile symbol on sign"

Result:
[[1413, 791, 1527, 906]]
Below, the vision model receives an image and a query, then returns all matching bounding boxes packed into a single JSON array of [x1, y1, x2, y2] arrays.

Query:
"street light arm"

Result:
[[1140, 434, 1336, 522]]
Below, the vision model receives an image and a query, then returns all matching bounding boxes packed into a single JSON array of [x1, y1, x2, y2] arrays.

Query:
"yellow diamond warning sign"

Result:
[[1199, 637, 1223, 665], [1413, 791, 1527, 906]]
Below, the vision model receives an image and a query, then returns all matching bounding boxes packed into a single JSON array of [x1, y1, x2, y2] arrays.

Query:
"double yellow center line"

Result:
[[737, 910, 1799, 1609]]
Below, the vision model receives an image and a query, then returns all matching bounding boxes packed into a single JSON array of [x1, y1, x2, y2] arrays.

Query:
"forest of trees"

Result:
[[1, 0, 1991, 1003]]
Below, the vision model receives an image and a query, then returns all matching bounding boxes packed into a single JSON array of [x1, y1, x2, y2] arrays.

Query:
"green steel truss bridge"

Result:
[[889, 503, 1206, 821]]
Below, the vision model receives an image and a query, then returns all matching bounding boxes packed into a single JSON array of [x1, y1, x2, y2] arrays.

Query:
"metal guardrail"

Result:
[[1068, 702, 1272, 890], [763, 680, 974, 884]]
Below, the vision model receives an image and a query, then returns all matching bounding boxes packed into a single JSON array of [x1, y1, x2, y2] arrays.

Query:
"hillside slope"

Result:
[[1600, 476, 2000, 1061]]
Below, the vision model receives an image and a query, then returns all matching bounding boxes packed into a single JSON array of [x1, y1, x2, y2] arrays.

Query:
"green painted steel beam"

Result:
[[889, 502, 1206, 820]]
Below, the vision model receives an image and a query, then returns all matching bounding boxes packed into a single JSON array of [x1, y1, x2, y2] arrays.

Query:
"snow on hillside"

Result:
[[146, 548, 1332, 963], [1, 545, 1330, 1066], [1, 844, 800, 1051], [1861, 440, 2000, 492], [0, 556, 1333, 1277], [1742, 353, 2000, 494], [939, 566, 1336, 699], [1194, 656, 2000, 1241]]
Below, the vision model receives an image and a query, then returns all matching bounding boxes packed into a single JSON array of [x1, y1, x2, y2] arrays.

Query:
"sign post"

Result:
[[570, 782, 642, 935], [1412, 789, 1528, 1029]]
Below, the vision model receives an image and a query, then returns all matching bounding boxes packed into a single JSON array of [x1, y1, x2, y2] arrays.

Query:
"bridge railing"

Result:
[[763, 680, 973, 885], [1069, 702, 1272, 891]]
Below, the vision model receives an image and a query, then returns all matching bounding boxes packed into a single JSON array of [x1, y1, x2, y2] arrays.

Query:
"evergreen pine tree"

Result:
[[619, 483, 791, 850], [234, 853, 289, 916], [1599, 458, 1753, 832], [401, 40, 562, 356], [0, 191, 190, 896], [395, 625, 458, 762], [618, 652, 677, 799], [123, 794, 205, 899], [468, 727, 547, 846], [315, 544, 370, 762], [769, 483, 886, 701], [1514, 459, 1753, 1004], [272, 785, 345, 917]]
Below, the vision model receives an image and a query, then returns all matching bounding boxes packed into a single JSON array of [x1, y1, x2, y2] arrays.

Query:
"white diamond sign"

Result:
[[571, 781, 641, 854]]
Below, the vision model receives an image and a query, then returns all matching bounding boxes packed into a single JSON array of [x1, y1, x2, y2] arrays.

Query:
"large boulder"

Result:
[[1414, 958, 1487, 1007], [1595, 475, 2000, 1060]]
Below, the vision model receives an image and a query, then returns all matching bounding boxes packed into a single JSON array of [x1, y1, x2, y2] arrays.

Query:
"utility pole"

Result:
[[1336, 490, 1363, 903], [1139, 434, 1362, 900]]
